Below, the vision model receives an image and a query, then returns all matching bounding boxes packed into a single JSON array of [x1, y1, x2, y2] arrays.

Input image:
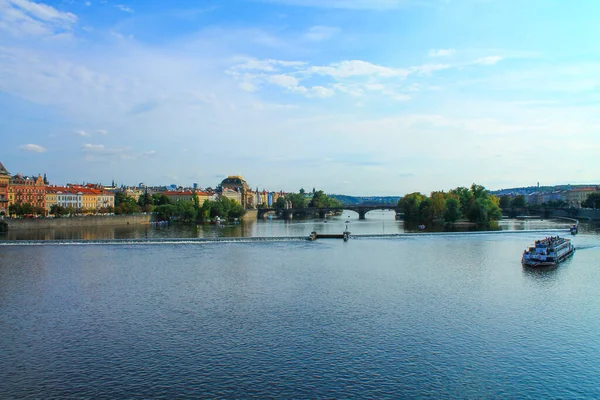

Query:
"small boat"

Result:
[[522, 236, 575, 267], [570, 224, 578, 235], [309, 230, 350, 242], [418, 225, 425, 230]]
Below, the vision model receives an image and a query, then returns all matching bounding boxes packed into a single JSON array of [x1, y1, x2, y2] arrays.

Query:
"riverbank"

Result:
[[3, 214, 153, 231]]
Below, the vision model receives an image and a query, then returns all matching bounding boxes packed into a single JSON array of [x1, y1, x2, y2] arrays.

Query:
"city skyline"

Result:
[[2, 0, 600, 195]]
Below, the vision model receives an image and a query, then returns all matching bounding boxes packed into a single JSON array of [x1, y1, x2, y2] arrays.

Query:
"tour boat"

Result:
[[521, 236, 575, 267]]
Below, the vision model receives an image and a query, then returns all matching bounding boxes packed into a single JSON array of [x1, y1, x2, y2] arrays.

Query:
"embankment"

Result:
[[551, 209, 600, 221], [4, 214, 153, 231], [242, 209, 258, 222]]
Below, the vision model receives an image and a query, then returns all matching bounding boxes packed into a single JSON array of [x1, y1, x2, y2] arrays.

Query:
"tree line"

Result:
[[270, 189, 344, 209], [499, 192, 600, 210], [125, 191, 245, 222], [397, 184, 502, 226]]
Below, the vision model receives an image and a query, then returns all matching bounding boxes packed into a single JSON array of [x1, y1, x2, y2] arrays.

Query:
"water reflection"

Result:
[[0, 213, 583, 241]]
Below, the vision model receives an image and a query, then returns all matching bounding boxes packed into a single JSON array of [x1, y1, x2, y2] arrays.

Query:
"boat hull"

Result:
[[522, 247, 575, 268]]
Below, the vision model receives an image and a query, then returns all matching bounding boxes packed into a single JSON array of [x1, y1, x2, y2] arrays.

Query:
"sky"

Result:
[[1, 0, 599, 195]]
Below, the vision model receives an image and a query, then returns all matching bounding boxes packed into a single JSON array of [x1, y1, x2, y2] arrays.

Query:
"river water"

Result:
[[1, 213, 600, 398]]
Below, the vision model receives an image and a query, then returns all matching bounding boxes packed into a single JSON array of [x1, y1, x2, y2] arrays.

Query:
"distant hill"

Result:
[[329, 194, 401, 206], [491, 184, 599, 196]]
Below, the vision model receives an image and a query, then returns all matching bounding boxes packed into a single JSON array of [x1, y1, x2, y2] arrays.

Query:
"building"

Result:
[[97, 190, 115, 210], [163, 190, 194, 203], [45, 187, 58, 214], [9, 173, 47, 214], [219, 188, 242, 205], [0, 162, 10, 216], [566, 187, 599, 208], [220, 175, 254, 208], [124, 187, 145, 201]]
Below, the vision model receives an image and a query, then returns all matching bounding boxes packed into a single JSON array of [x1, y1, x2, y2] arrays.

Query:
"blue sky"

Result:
[[1, 0, 599, 195]]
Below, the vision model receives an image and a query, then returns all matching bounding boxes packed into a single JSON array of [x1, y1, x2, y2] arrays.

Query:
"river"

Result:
[[1, 213, 600, 398]]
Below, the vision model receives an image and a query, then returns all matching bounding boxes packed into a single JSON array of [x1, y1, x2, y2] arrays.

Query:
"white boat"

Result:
[[522, 236, 574, 267]]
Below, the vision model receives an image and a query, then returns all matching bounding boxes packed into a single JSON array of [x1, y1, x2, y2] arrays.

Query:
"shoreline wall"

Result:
[[551, 209, 600, 221], [242, 209, 258, 222], [4, 214, 154, 230]]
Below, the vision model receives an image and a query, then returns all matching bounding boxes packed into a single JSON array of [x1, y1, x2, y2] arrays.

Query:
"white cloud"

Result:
[[231, 58, 306, 72], [82, 143, 109, 152], [308, 86, 335, 98], [268, 74, 300, 88], [474, 56, 503, 65], [0, 0, 77, 37], [19, 143, 46, 152], [304, 25, 340, 41], [410, 63, 451, 75], [239, 81, 258, 92], [76, 130, 90, 137], [115, 4, 134, 13], [428, 49, 455, 57], [81, 143, 158, 161], [309, 60, 409, 78], [96, 129, 107, 135]]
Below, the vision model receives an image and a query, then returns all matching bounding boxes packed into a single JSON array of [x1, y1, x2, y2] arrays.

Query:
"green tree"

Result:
[[449, 187, 473, 217], [286, 193, 306, 208], [430, 191, 447, 220], [154, 204, 176, 221], [175, 200, 197, 222], [138, 191, 152, 208], [309, 190, 343, 208], [397, 192, 427, 221], [151, 193, 172, 206], [114, 192, 141, 214], [499, 195, 512, 210], [583, 192, 600, 209], [444, 197, 461, 223], [274, 197, 286, 209], [511, 195, 526, 208]]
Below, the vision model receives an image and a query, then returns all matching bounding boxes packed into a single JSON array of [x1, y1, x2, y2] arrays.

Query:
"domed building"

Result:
[[219, 175, 254, 208]]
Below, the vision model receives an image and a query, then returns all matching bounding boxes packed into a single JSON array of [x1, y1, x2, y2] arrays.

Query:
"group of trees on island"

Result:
[[114, 190, 246, 222], [153, 196, 245, 222], [397, 184, 502, 226]]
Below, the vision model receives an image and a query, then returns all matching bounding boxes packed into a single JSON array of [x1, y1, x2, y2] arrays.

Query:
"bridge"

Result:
[[257, 205, 402, 220]]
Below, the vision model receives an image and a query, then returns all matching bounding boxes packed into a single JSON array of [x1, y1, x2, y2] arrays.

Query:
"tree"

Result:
[[151, 193, 172, 206], [138, 191, 152, 208], [470, 183, 488, 200], [154, 204, 176, 221], [114, 192, 141, 214], [286, 193, 306, 208], [444, 198, 461, 223], [397, 192, 427, 221], [583, 192, 600, 209], [309, 190, 343, 208], [175, 200, 197, 222], [511, 195, 526, 208], [274, 197, 286, 209], [499, 195, 512, 210], [449, 187, 473, 217], [430, 191, 447, 220]]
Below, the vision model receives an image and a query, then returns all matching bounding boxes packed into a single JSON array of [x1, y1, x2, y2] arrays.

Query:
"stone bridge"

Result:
[[257, 205, 402, 220]]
